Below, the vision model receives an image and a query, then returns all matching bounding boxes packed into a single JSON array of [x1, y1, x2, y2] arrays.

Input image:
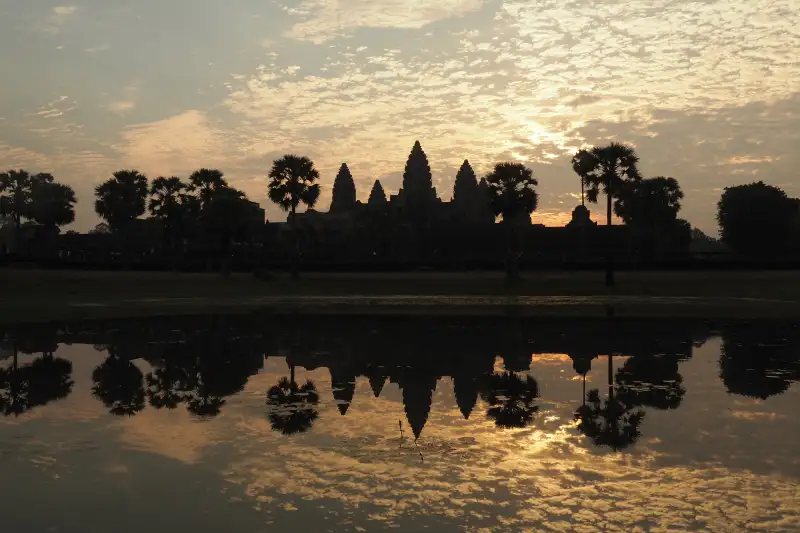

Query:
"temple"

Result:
[[284, 140, 611, 263]]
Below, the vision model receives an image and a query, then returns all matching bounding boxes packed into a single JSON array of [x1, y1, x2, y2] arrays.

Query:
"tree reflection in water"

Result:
[[483, 372, 540, 429], [0, 330, 74, 417], [575, 355, 645, 451], [267, 364, 320, 435], [6, 315, 799, 454]]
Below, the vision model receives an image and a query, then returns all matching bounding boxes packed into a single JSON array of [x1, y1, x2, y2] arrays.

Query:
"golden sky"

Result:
[[1, 1, 798, 233]]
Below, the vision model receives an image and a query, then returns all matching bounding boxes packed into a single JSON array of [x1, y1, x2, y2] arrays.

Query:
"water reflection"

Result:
[[0, 329, 74, 416], [0, 316, 799, 444], [1, 316, 799, 532]]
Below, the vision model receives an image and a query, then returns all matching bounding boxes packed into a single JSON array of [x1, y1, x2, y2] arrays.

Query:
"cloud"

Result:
[[6, 0, 800, 233], [285, 0, 485, 43], [113, 110, 237, 177], [38, 5, 78, 34], [106, 84, 140, 115], [32, 95, 78, 119], [108, 100, 136, 113]]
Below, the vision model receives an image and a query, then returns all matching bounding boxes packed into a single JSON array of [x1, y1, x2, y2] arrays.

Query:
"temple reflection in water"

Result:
[[2, 315, 798, 450]]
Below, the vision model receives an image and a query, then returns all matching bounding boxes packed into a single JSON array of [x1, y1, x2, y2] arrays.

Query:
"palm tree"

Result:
[[149, 176, 193, 264], [189, 168, 229, 209], [267, 155, 321, 278], [91, 353, 146, 416], [94, 170, 149, 234], [483, 162, 539, 280], [483, 372, 540, 428], [200, 187, 254, 275], [29, 181, 77, 249], [615, 176, 684, 259], [574, 354, 645, 451], [266, 370, 320, 435], [572, 143, 641, 286], [0, 170, 54, 251]]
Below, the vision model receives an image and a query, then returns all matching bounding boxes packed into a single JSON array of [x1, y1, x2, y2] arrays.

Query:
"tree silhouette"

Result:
[[575, 355, 645, 451], [91, 354, 146, 416], [484, 162, 539, 280], [0, 170, 56, 248], [330, 163, 357, 213], [94, 170, 149, 234], [267, 376, 320, 435], [199, 187, 254, 275], [29, 181, 77, 233], [179, 334, 262, 419], [615, 177, 686, 259], [575, 389, 644, 451], [483, 372, 540, 428], [719, 327, 798, 399], [615, 355, 686, 410], [90, 222, 111, 235], [268, 154, 321, 278], [716, 181, 797, 258], [0, 330, 74, 417], [572, 143, 642, 286], [23, 356, 74, 409], [149, 176, 195, 261], [189, 168, 229, 209], [145, 344, 194, 409]]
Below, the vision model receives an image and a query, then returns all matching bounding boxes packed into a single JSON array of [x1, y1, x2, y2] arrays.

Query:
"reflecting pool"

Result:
[[1, 316, 798, 532]]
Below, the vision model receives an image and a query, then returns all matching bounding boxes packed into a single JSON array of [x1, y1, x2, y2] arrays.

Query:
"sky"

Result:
[[0, 0, 798, 234]]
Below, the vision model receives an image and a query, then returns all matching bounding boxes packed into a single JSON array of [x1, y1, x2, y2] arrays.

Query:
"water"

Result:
[[1, 316, 798, 532]]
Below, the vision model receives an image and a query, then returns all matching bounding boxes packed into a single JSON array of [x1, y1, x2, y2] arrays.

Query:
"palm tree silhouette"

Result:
[[93, 170, 149, 234], [148, 176, 194, 265], [483, 372, 540, 428], [266, 369, 320, 435], [0, 333, 74, 417], [483, 162, 539, 280], [268, 154, 321, 278], [189, 168, 229, 209], [91, 353, 146, 416], [574, 354, 645, 451], [572, 143, 642, 286], [145, 344, 194, 410]]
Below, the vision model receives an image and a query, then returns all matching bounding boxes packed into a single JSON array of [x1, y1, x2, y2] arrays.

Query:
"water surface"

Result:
[[1, 316, 798, 532]]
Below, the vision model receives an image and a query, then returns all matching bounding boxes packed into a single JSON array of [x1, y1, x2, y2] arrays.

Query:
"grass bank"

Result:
[[1, 268, 799, 324]]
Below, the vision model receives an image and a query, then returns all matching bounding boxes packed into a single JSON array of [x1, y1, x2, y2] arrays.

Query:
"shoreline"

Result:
[[3, 294, 800, 325]]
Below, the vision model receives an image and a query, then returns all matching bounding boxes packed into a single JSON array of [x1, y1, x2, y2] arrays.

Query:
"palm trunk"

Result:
[[291, 203, 299, 279], [13, 214, 21, 256], [505, 219, 519, 281], [582, 374, 586, 407], [605, 190, 615, 287], [290, 364, 295, 386], [581, 178, 585, 207]]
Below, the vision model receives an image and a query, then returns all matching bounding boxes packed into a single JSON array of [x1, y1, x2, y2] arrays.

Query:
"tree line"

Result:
[[2, 142, 798, 279]]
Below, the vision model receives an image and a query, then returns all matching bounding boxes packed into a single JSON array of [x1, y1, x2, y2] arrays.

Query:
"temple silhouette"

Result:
[[278, 140, 620, 268]]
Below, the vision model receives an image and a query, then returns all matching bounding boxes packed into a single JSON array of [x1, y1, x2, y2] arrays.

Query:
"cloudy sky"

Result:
[[1, 0, 797, 233]]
